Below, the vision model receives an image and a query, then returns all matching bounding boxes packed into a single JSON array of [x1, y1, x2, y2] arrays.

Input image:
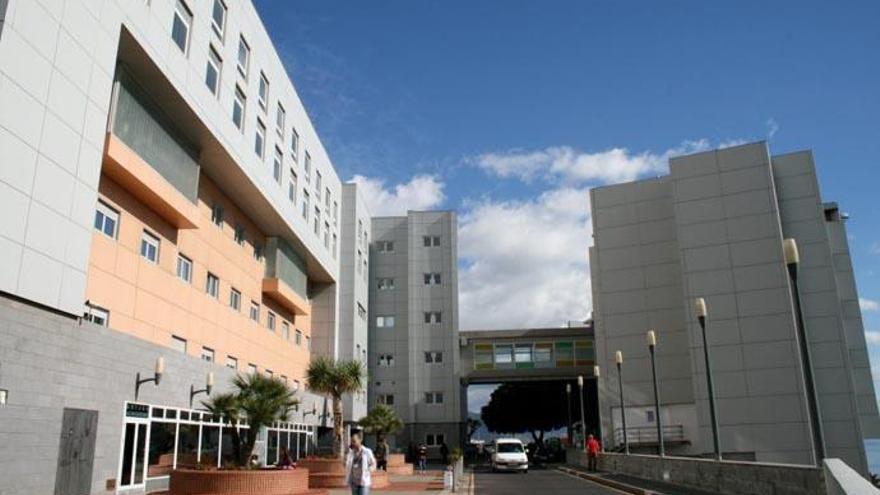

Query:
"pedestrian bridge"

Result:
[[459, 324, 596, 384]]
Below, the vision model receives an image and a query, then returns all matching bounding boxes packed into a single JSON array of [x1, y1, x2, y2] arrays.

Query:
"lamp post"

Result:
[[784, 238, 826, 465], [189, 372, 215, 408], [615, 351, 629, 454], [135, 357, 164, 401], [696, 298, 722, 461], [566, 383, 573, 446], [577, 375, 586, 450], [593, 365, 603, 450], [647, 330, 664, 457]]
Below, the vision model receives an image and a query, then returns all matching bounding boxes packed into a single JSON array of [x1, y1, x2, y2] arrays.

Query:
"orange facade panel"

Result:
[[262, 278, 311, 316], [103, 133, 200, 229]]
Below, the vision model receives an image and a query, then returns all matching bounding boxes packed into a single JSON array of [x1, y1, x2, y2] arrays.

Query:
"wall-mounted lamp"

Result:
[[135, 357, 164, 401], [189, 372, 215, 408], [303, 404, 317, 420]]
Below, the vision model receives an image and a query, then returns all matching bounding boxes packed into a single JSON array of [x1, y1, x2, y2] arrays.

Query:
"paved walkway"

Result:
[[329, 469, 459, 495], [474, 466, 620, 494]]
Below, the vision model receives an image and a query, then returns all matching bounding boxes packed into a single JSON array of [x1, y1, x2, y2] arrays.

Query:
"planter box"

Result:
[[386, 454, 414, 475], [168, 468, 327, 495], [297, 458, 390, 489]]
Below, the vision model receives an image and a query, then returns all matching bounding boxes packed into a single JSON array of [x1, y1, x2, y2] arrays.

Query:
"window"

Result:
[[377, 394, 394, 406], [290, 127, 299, 161], [206, 273, 220, 298], [248, 363, 258, 375], [357, 250, 362, 274], [211, 0, 226, 39], [254, 119, 266, 158], [83, 303, 109, 326], [333, 201, 339, 225], [201, 347, 215, 363], [376, 316, 395, 328], [494, 344, 513, 365], [140, 231, 160, 263], [205, 45, 222, 96], [423, 235, 441, 247], [94, 201, 119, 238], [288, 169, 298, 203], [176, 254, 192, 283], [426, 434, 445, 447], [226, 356, 238, 370], [229, 288, 241, 311], [325, 188, 331, 210], [313, 207, 320, 235], [332, 233, 338, 259], [323, 222, 330, 249], [233, 224, 245, 245], [304, 152, 311, 182], [424, 273, 441, 285], [267, 311, 276, 332], [253, 244, 263, 261], [232, 85, 246, 130], [276, 103, 286, 137], [171, 0, 192, 54], [258, 72, 269, 111], [357, 220, 363, 244], [425, 352, 443, 364], [425, 392, 444, 405], [377, 241, 394, 253], [171, 335, 187, 353], [295, 329, 302, 345], [378, 354, 394, 367], [424, 312, 442, 324], [273, 147, 283, 183], [282, 322, 290, 341], [211, 203, 224, 227], [249, 301, 260, 322], [534, 343, 553, 367], [237, 36, 250, 77], [377, 278, 395, 290], [302, 191, 310, 221], [357, 303, 367, 321]]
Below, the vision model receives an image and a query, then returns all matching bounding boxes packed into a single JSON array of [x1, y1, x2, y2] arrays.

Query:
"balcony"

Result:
[[263, 237, 310, 315]]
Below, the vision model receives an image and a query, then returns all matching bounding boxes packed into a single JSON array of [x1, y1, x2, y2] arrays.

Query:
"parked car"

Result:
[[491, 438, 528, 473]]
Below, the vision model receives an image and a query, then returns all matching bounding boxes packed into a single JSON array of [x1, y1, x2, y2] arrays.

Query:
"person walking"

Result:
[[344, 432, 376, 495], [439, 441, 450, 466], [586, 434, 601, 472], [375, 438, 389, 471], [417, 443, 428, 473]]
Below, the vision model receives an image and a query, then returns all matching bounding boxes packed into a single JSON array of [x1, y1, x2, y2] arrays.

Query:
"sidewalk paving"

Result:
[[558, 464, 722, 495], [329, 469, 473, 495]]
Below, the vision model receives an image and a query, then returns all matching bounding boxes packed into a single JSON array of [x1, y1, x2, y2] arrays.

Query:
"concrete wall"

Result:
[[573, 451, 825, 495], [0, 294, 325, 495]]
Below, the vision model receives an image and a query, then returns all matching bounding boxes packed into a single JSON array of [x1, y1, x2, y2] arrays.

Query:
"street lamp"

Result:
[[593, 365, 603, 450], [189, 372, 215, 408], [784, 238, 826, 465], [647, 330, 664, 457], [577, 375, 586, 450], [135, 357, 164, 401], [696, 298, 722, 461], [615, 350, 629, 454], [565, 383, 573, 446]]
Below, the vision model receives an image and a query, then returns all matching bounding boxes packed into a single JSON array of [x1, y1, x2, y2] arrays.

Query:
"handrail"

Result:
[[613, 425, 685, 445]]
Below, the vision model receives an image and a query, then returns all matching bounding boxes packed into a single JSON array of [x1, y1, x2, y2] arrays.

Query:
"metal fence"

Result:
[[613, 425, 685, 446]]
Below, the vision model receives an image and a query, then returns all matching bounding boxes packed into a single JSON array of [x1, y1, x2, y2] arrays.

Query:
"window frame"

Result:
[[232, 85, 246, 131], [171, 0, 193, 55], [258, 72, 269, 112], [229, 287, 241, 311], [206, 272, 220, 299], [255, 118, 266, 158], [140, 230, 160, 264], [83, 303, 110, 327], [205, 44, 222, 96], [210, 0, 227, 40], [237, 36, 250, 78], [176, 254, 193, 283], [94, 200, 120, 239]]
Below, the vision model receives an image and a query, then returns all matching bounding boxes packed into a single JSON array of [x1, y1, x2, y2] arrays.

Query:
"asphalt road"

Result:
[[474, 466, 622, 494]]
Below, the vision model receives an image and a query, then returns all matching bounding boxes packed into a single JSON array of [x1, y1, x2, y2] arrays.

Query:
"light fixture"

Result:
[[615, 350, 628, 454], [135, 357, 164, 401], [0, 389, 7, 406], [593, 365, 601, 378], [615, 351, 623, 366], [695, 297, 721, 460], [647, 330, 664, 456], [577, 375, 586, 449], [190, 372, 215, 408]]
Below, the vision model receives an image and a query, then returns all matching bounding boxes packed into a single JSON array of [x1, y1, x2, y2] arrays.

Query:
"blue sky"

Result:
[[253, 0, 880, 389]]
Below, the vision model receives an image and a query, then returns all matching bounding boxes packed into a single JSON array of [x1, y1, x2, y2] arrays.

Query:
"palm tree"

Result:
[[306, 357, 365, 459], [358, 404, 404, 444], [203, 373, 298, 467]]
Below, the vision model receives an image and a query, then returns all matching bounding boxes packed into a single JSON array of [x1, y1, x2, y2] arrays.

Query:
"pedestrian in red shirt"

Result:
[[586, 434, 601, 472]]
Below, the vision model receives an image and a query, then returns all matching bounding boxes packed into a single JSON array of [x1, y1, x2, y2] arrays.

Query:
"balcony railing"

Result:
[[613, 425, 686, 446]]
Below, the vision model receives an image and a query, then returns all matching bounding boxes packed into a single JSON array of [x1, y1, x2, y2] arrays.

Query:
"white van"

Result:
[[490, 438, 528, 473]]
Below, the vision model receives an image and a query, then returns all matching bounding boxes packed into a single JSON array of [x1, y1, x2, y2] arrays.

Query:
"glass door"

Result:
[[118, 422, 148, 490]]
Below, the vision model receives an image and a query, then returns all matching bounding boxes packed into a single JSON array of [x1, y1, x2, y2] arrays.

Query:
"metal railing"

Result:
[[613, 425, 685, 446]]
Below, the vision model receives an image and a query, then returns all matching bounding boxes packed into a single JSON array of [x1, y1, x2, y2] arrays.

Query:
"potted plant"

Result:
[[358, 404, 404, 445]]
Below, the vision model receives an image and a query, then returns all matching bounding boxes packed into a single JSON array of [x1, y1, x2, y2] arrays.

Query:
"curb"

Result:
[[556, 466, 662, 495]]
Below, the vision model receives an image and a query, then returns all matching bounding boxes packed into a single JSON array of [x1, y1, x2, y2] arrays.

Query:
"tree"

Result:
[[203, 373, 298, 467], [306, 357, 365, 459], [466, 417, 482, 442], [480, 382, 568, 445], [358, 404, 404, 443]]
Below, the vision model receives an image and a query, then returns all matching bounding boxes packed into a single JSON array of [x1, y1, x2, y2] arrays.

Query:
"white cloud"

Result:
[[349, 174, 445, 216], [470, 139, 737, 186], [861, 298, 880, 312], [865, 332, 880, 345], [766, 118, 779, 139], [458, 187, 592, 330]]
